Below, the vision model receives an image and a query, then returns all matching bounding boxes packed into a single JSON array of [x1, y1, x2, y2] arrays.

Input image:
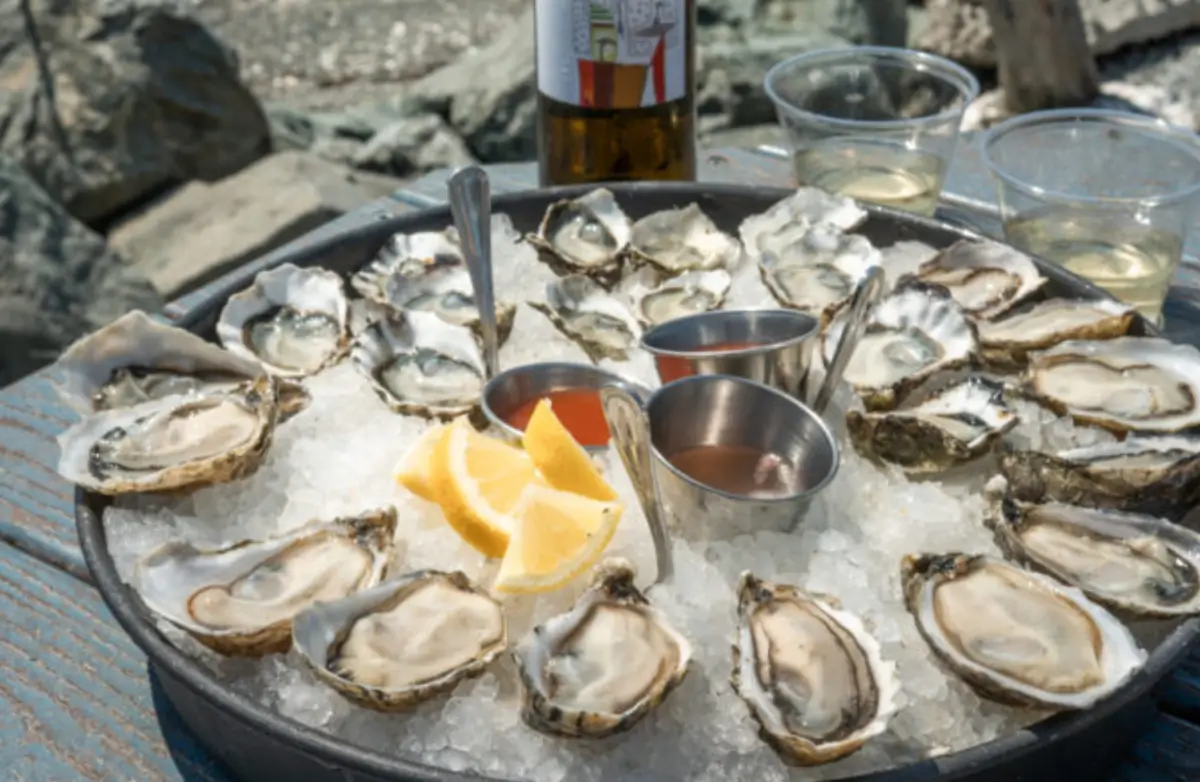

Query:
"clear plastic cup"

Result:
[[982, 109, 1200, 326], [764, 46, 979, 216]]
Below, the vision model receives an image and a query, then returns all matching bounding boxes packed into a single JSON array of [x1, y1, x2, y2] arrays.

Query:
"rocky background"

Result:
[[2, 0, 1199, 385]]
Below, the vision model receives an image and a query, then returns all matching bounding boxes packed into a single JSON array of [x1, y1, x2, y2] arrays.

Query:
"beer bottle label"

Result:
[[536, 0, 688, 109]]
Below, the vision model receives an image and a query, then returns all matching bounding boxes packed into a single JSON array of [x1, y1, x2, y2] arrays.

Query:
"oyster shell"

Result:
[[977, 298, 1135, 371], [628, 203, 741, 274], [56, 375, 280, 495], [914, 240, 1046, 320], [527, 188, 631, 282], [730, 573, 898, 766], [514, 559, 691, 738], [135, 508, 396, 655], [987, 498, 1200, 618], [901, 552, 1145, 709], [823, 280, 979, 410], [351, 310, 486, 419], [739, 187, 867, 256], [1023, 337, 1200, 433], [628, 268, 732, 326], [350, 229, 516, 345], [530, 274, 642, 362], [217, 264, 351, 377], [758, 222, 881, 322], [293, 570, 507, 711], [999, 436, 1200, 520], [846, 377, 1018, 474]]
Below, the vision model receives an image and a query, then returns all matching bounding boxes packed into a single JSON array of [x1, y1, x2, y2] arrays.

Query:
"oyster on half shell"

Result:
[[627, 268, 732, 326], [739, 187, 867, 256], [976, 298, 1135, 371], [914, 240, 1046, 320], [135, 508, 397, 655], [628, 203, 742, 274], [731, 573, 898, 766], [514, 559, 692, 739], [527, 188, 631, 282], [759, 222, 881, 322], [901, 552, 1146, 710], [293, 570, 507, 711], [530, 274, 642, 362]]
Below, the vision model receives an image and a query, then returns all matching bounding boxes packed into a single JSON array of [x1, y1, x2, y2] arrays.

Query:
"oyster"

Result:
[[628, 268, 731, 326], [999, 436, 1200, 520], [293, 570, 507, 711], [56, 375, 280, 495], [351, 310, 486, 419], [977, 298, 1135, 371], [879, 240, 938, 291], [217, 264, 351, 377], [759, 222, 881, 321], [527, 188, 631, 282], [350, 228, 516, 345], [846, 377, 1018, 474], [514, 559, 691, 738], [1023, 337, 1200, 433], [628, 203, 741, 273], [739, 187, 867, 256], [823, 280, 978, 410], [731, 573, 898, 766], [914, 240, 1046, 320], [135, 508, 396, 655], [901, 553, 1145, 709], [530, 274, 642, 362], [987, 498, 1200, 618]]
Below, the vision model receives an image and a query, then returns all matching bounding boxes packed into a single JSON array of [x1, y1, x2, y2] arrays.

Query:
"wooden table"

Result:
[[4, 144, 1200, 781]]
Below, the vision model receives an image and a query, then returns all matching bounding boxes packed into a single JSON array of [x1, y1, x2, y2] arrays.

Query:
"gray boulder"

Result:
[[352, 114, 477, 178]]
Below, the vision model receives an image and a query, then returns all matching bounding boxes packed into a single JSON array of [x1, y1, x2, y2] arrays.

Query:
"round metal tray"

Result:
[[76, 182, 1200, 782]]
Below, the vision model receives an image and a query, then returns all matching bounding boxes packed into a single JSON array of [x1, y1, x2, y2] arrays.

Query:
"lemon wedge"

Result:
[[522, 399, 618, 502], [494, 484, 623, 594], [393, 423, 447, 502]]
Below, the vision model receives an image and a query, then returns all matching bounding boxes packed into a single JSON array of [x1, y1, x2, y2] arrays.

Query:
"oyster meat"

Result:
[[628, 268, 732, 326], [823, 280, 979, 410], [1023, 337, 1200, 433], [739, 187, 867, 256], [217, 264, 351, 377], [530, 274, 642, 362], [628, 203, 742, 274], [351, 310, 486, 419], [977, 298, 1135, 370], [514, 559, 692, 738], [999, 436, 1200, 520], [731, 573, 898, 766], [759, 222, 881, 321], [901, 553, 1145, 709], [293, 570, 507, 711], [914, 240, 1046, 320], [846, 377, 1018, 474], [56, 375, 280, 495], [135, 509, 396, 655], [987, 498, 1200, 618], [527, 188, 631, 282]]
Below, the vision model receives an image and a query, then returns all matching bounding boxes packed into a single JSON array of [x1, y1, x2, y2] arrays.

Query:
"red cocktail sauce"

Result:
[[504, 389, 611, 447], [654, 340, 768, 383]]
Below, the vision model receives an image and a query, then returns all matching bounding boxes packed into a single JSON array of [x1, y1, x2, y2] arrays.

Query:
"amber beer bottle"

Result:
[[534, 0, 697, 186]]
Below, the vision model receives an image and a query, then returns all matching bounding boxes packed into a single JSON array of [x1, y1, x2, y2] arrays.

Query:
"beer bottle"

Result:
[[534, 0, 697, 186]]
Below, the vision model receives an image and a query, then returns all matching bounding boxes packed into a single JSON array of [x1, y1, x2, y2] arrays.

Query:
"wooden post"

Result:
[[979, 0, 1100, 113]]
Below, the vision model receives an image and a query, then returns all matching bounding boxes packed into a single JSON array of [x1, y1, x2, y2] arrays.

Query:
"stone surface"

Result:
[[106, 151, 404, 298], [961, 80, 1198, 131], [1102, 29, 1200, 130], [0, 0, 270, 226], [351, 114, 477, 178], [0, 158, 162, 387]]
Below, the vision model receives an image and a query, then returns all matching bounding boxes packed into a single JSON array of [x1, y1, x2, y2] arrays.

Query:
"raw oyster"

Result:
[[731, 573, 898, 766], [135, 508, 396, 655], [217, 264, 351, 377], [628, 268, 731, 326], [759, 222, 881, 322], [914, 240, 1046, 320], [530, 274, 642, 362], [977, 298, 1135, 371], [739, 187, 867, 256], [514, 559, 691, 738], [987, 498, 1200, 618], [999, 436, 1200, 520], [56, 375, 280, 495], [628, 203, 741, 273], [1023, 337, 1200, 433], [527, 188, 631, 282], [350, 228, 516, 345], [846, 377, 1018, 474], [823, 280, 978, 410], [351, 310, 486, 419], [293, 570, 507, 711], [901, 552, 1146, 710], [879, 240, 938, 291]]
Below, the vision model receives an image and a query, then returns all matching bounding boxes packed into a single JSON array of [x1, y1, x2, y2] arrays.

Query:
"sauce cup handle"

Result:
[[599, 385, 675, 588], [810, 265, 885, 416]]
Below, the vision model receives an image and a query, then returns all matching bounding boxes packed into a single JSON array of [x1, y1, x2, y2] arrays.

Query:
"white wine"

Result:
[[1004, 207, 1182, 325], [792, 139, 946, 216]]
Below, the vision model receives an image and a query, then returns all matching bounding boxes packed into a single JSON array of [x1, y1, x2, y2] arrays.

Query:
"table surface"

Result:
[[4, 141, 1200, 781]]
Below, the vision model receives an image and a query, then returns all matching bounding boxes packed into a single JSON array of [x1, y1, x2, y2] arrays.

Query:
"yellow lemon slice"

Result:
[[393, 423, 447, 502], [522, 399, 618, 502], [493, 484, 624, 594]]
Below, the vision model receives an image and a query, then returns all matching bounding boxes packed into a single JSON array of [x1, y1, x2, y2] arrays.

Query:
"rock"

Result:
[[352, 114, 476, 177], [962, 80, 1198, 132], [107, 151, 405, 298], [0, 158, 163, 387], [1102, 29, 1200, 130], [265, 103, 393, 166], [754, 0, 908, 45], [0, 0, 270, 226]]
